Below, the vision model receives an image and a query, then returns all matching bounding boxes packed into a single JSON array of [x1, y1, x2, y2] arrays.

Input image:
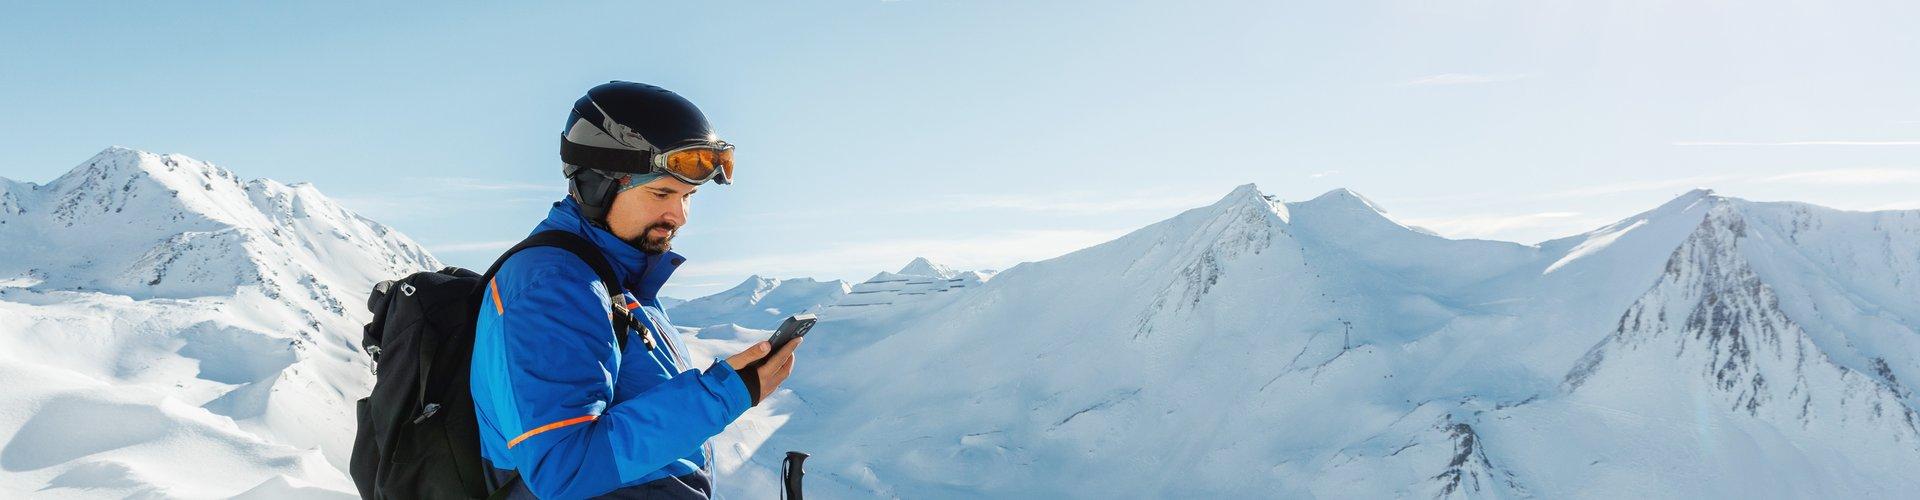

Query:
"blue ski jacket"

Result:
[[471, 197, 753, 499]]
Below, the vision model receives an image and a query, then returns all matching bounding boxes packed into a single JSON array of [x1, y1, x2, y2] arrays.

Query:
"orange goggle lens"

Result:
[[661, 147, 734, 184]]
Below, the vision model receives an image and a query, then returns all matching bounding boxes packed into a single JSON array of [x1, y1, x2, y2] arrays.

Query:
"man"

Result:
[[471, 81, 799, 499]]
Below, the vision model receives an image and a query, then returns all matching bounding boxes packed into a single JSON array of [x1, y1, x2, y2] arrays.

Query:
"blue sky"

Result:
[[4, 1, 1918, 298]]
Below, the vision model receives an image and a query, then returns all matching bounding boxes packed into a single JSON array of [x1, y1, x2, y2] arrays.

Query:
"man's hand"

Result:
[[724, 338, 802, 405]]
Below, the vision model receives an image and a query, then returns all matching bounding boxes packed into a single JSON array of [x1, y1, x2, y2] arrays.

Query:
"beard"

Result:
[[627, 220, 677, 254]]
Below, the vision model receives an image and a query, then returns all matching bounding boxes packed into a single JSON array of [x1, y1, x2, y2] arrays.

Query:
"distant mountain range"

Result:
[[665, 256, 999, 330]]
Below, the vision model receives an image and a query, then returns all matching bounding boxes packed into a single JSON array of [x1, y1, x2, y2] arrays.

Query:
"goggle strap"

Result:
[[560, 138, 655, 174]]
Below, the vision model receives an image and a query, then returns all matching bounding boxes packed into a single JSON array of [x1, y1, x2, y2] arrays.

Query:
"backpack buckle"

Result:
[[613, 306, 654, 351], [637, 320, 657, 351], [413, 403, 441, 424]]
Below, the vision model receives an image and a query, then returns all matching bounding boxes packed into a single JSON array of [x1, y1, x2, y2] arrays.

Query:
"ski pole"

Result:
[[782, 451, 809, 500]]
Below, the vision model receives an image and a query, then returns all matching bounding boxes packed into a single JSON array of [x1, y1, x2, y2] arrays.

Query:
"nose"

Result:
[[662, 197, 688, 227]]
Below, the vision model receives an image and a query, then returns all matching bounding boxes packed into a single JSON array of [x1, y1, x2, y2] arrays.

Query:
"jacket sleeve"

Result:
[[492, 254, 753, 499]]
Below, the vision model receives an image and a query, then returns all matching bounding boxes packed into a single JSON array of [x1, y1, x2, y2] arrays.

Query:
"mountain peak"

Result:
[[59, 147, 236, 186], [898, 257, 958, 278], [1197, 182, 1291, 224], [1657, 187, 1719, 208], [1622, 187, 1727, 226], [91, 145, 142, 161], [1207, 183, 1270, 208], [1665, 188, 1718, 206], [729, 274, 778, 291], [1303, 187, 1388, 214], [1283, 188, 1414, 236]]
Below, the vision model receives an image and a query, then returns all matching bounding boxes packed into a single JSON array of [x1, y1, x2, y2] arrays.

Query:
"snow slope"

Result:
[[0, 148, 438, 498], [703, 184, 1920, 498]]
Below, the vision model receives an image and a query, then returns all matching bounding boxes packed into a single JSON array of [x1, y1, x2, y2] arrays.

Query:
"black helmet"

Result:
[[561, 81, 728, 224]]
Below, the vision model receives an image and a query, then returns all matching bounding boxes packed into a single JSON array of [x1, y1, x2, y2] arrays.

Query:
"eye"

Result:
[[653, 192, 669, 199]]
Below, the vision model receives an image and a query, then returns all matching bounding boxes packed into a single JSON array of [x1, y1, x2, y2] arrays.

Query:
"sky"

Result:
[[3, 0, 1918, 298]]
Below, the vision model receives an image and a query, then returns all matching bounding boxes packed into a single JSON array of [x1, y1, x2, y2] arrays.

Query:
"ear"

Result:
[[569, 171, 622, 226]]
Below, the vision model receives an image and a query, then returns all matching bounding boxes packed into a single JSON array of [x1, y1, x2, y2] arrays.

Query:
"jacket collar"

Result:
[[532, 197, 685, 301]]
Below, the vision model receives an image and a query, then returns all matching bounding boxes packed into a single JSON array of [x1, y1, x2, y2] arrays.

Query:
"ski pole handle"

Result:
[[782, 451, 809, 500]]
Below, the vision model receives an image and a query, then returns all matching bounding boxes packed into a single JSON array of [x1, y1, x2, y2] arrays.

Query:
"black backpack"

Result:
[[350, 230, 632, 499]]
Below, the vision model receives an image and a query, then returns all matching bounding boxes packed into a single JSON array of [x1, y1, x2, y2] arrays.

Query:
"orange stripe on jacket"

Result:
[[508, 414, 598, 449], [490, 278, 504, 314]]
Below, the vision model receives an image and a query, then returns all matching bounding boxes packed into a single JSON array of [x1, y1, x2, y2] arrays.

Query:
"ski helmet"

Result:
[[561, 81, 729, 225]]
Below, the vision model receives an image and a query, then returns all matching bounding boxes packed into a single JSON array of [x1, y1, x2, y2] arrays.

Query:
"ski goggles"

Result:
[[653, 141, 734, 185], [561, 139, 735, 185]]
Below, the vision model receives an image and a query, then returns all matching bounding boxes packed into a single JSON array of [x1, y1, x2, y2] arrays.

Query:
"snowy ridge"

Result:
[[0, 148, 439, 498]]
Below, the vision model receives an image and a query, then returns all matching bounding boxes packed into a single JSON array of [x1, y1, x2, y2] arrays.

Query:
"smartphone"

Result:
[[766, 313, 817, 353]]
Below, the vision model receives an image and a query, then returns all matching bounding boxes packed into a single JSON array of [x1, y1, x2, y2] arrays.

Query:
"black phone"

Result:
[[767, 313, 817, 353]]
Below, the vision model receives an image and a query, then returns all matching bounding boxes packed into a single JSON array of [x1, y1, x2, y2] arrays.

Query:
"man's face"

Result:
[[605, 175, 698, 254]]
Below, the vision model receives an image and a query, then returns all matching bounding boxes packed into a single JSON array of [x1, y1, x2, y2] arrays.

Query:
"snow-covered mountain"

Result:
[[667, 275, 851, 330], [712, 184, 1920, 498], [896, 257, 957, 279], [829, 258, 993, 310], [0, 148, 438, 498], [668, 257, 997, 331]]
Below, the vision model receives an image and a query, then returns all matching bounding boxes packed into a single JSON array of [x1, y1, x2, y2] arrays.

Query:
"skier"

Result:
[[470, 81, 800, 499]]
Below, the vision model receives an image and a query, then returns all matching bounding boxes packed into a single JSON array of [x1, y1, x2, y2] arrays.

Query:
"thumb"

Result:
[[727, 342, 772, 369]]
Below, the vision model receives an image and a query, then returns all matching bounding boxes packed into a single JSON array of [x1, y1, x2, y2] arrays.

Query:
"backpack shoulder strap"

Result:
[[481, 230, 619, 291], [481, 230, 631, 349]]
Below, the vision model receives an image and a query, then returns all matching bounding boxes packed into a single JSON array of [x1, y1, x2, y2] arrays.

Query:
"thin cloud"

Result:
[[1672, 140, 1920, 146], [674, 228, 1131, 282], [1758, 168, 1920, 185], [1397, 73, 1532, 87], [1309, 170, 1342, 179], [1538, 175, 1741, 199], [1864, 201, 1920, 211], [731, 189, 1219, 220], [429, 240, 519, 253], [1526, 168, 1913, 199], [406, 177, 558, 192], [331, 178, 558, 222], [1400, 212, 1604, 242], [933, 191, 1219, 215], [328, 195, 413, 216]]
